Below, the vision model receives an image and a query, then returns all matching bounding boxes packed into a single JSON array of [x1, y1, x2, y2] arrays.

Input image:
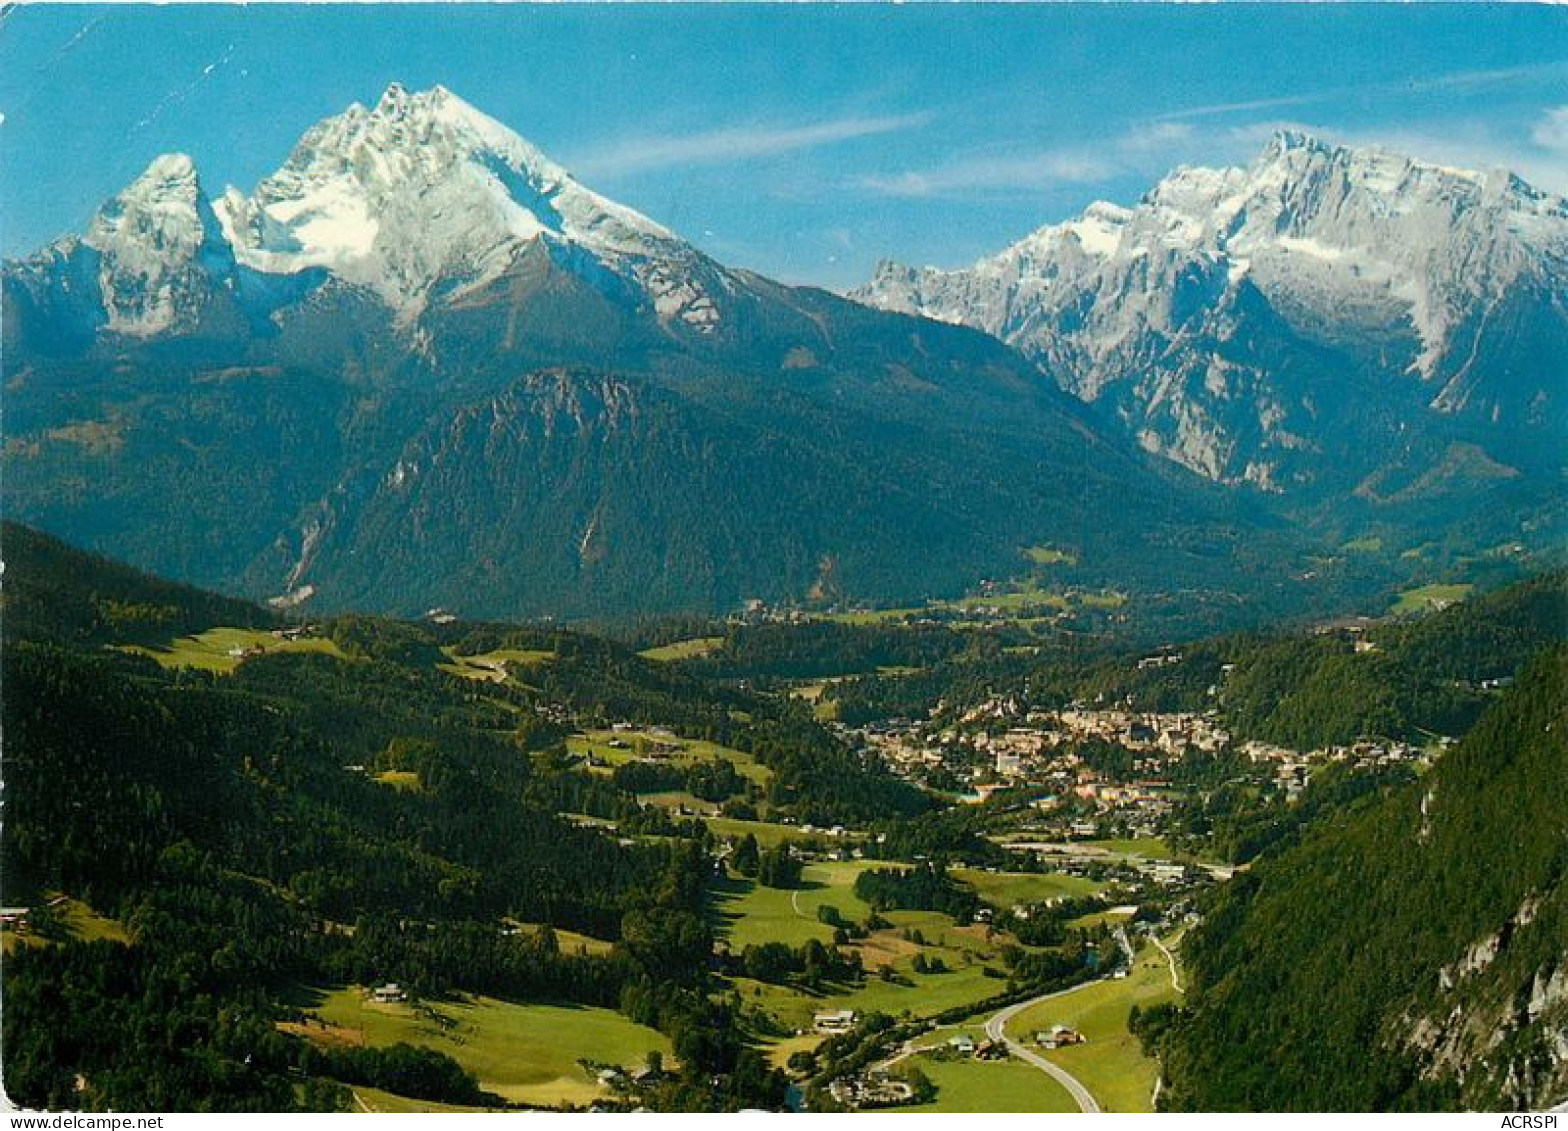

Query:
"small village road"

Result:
[[984, 982, 1104, 1113]]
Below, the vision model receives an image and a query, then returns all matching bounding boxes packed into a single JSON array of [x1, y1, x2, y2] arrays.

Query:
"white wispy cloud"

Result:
[[576, 112, 931, 178], [1156, 61, 1568, 123], [1532, 106, 1568, 154], [852, 98, 1568, 206], [851, 120, 1197, 199], [846, 56, 1568, 204], [1155, 92, 1327, 124], [854, 151, 1114, 198]]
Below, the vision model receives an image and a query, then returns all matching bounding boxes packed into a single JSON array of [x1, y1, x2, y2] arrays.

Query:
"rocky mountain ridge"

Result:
[[854, 131, 1568, 496]]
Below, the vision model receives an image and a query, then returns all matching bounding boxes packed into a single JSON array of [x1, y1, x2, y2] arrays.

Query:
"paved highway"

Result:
[[983, 983, 1104, 1113]]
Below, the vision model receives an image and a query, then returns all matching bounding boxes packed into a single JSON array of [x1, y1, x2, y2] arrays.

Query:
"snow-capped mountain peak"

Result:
[[80, 152, 236, 337], [89, 151, 203, 229], [6, 85, 731, 346], [212, 82, 705, 324], [854, 131, 1568, 490]]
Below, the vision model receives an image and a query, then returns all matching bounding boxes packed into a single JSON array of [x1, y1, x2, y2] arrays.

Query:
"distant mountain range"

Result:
[[3, 85, 1560, 620], [855, 131, 1567, 543], [1, 84, 1310, 621]]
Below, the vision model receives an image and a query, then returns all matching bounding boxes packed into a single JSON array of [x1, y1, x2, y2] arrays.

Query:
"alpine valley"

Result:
[[4, 77, 1568, 1118], [9, 84, 1558, 627]]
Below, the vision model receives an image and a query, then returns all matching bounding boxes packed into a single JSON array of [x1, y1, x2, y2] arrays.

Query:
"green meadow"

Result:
[[897, 1051, 1077, 1113], [121, 626, 346, 674], [437, 647, 553, 683], [1004, 936, 1183, 1113], [305, 988, 671, 1109], [2, 896, 132, 956], [1390, 583, 1474, 617], [569, 729, 772, 788], [638, 636, 724, 662], [1023, 546, 1078, 566], [712, 860, 883, 950], [703, 815, 836, 848], [952, 867, 1104, 908]]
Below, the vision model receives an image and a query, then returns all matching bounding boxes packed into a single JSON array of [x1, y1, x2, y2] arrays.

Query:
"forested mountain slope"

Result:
[[0, 526, 918, 1110], [1160, 650, 1568, 1111]]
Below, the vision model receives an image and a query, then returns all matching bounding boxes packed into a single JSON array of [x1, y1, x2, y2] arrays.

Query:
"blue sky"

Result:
[[3, 4, 1567, 288]]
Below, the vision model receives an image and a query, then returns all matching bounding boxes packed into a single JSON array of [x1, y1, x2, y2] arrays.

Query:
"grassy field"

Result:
[[503, 921, 614, 957], [347, 1085, 485, 1113], [879, 910, 998, 957], [637, 637, 724, 662], [1390, 583, 1474, 617], [1077, 591, 1129, 610], [58, 898, 133, 945], [713, 860, 883, 950], [3, 896, 132, 955], [814, 578, 1126, 628], [786, 679, 845, 721], [553, 928, 614, 958], [437, 648, 553, 683], [304, 988, 670, 1109], [713, 875, 824, 949], [952, 868, 1103, 908], [1078, 837, 1225, 868], [730, 897, 1003, 1022], [763, 1033, 823, 1071], [371, 770, 421, 792], [726, 888, 1018, 1035], [1023, 546, 1078, 566], [121, 627, 347, 674], [896, 1052, 1078, 1113], [1003, 936, 1182, 1113], [947, 579, 1070, 614], [1068, 907, 1138, 931], [819, 607, 925, 626], [738, 956, 1004, 1035], [703, 816, 838, 848], [636, 790, 719, 815], [568, 729, 772, 788], [715, 860, 1092, 1040], [836, 959, 1002, 1021], [1084, 837, 1176, 860]]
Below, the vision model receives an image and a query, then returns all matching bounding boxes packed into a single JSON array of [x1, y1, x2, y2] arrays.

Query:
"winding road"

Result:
[[862, 925, 1182, 1115], [980, 932, 1181, 1114], [983, 983, 1105, 1114]]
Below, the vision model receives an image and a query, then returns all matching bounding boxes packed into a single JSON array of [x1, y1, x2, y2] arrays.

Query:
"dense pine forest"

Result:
[[1157, 650, 1568, 1110]]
